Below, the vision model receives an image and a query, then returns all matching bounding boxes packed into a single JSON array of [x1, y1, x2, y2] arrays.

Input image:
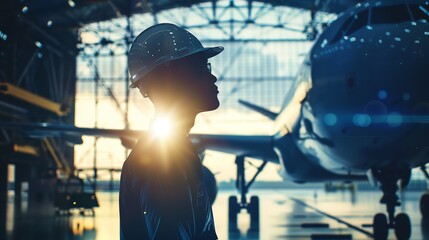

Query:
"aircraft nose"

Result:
[[311, 20, 429, 130]]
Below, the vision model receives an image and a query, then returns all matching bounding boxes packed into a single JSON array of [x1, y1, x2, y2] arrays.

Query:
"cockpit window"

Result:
[[371, 5, 411, 24], [330, 10, 368, 44], [345, 10, 369, 36], [409, 5, 429, 22], [330, 4, 427, 45], [330, 17, 354, 44]]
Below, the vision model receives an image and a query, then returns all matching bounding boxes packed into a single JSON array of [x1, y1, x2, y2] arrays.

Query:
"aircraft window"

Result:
[[345, 10, 369, 36], [330, 16, 354, 43], [409, 5, 429, 22], [371, 5, 410, 24]]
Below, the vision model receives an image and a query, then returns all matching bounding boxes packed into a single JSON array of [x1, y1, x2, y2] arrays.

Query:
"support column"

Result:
[[0, 157, 8, 240], [14, 165, 22, 202]]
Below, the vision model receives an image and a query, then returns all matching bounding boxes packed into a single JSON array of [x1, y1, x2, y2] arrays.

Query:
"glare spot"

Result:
[[375, 1, 382, 6], [321, 39, 328, 48], [151, 117, 172, 138], [324, 113, 337, 126], [35, 41, 43, 48], [386, 31, 391, 36], [353, 114, 371, 127], [350, 37, 356, 42], [394, 37, 401, 42], [403, 93, 411, 101], [415, 40, 421, 44], [0, 31, 7, 41], [411, 21, 417, 26], [404, 29, 411, 33], [37, 53, 43, 58], [378, 39, 383, 43], [366, 25, 373, 30], [424, 32, 429, 36], [387, 112, 403, 127], [47, 20, 53, 27], [68, 0, 75, 7], [378, 90, 388, 100], [22, 6, 29, 13]]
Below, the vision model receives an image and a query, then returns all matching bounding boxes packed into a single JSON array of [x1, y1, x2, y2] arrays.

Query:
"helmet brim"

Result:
[[129, 46, 224, 88]]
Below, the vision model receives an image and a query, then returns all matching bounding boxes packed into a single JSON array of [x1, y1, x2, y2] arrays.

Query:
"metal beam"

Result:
[[0, 82, 68, 116]]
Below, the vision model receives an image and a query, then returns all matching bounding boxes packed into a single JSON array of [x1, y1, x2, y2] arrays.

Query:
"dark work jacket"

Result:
[[119, 135, 217, 240]]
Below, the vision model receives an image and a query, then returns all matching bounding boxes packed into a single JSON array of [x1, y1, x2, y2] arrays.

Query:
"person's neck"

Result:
[[154, 107, 197, 137]]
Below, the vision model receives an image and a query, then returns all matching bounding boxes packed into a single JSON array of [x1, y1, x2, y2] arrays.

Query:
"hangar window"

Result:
[[371, 5, 411, 24], [409, 5, 429, 22]]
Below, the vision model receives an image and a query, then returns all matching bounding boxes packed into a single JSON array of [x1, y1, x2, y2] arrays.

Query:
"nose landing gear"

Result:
[[420, 165, 429, 219], [228, 156, 267, 228], [371, 167, 412, 240]]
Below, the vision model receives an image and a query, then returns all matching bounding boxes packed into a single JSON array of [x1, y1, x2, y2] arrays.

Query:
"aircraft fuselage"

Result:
[[273, 0, 429, 182]]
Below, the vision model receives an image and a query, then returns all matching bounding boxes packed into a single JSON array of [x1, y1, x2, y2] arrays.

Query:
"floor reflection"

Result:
[[4, 189, 429, 239], [228, 216, 260, 240]]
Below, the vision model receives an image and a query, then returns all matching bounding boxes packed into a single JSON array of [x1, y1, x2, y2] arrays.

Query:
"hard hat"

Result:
[[128, 23, 224, 88]]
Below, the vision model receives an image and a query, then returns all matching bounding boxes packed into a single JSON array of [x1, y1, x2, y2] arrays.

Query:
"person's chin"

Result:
[[200, 98, 219, 112]]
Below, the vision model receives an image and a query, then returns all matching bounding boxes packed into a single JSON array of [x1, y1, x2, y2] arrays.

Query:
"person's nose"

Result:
[[209, 74, 217, 84]]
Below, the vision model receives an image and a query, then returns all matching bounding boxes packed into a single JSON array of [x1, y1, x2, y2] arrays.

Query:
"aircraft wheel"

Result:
[[248, 196, 259, 223], [420, 193, 429, 218], [394, 213, 411, 240], [228, 196, 239, 223], [373, 213, 388, 240]]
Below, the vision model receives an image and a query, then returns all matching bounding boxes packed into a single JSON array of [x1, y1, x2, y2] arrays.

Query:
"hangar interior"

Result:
[[1, 0, 429, 239]]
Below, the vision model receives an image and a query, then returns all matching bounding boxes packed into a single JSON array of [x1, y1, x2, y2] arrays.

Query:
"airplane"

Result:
[[1, 0, 429, 239]]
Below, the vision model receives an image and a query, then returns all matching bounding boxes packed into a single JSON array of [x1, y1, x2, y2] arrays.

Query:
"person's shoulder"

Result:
[[125, 137, 164, 166]]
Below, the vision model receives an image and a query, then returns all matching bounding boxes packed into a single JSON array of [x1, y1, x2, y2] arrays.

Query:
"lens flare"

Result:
[[150, 117, 172, 138]]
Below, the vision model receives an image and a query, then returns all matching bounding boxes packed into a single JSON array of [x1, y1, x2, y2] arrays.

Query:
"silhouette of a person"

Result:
[[120, 23, 223, 239]]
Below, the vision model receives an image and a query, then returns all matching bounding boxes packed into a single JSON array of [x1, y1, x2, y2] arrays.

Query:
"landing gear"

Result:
[[248, 196, 259, 223], [420, 165, 429, 218], [373, 213, 388, 240], [228, 156, 267, 227], [228, 196, 239, 223], [394, 213, 411, 240], [371, 167, 412, 240], [421, 193, 429, 218]]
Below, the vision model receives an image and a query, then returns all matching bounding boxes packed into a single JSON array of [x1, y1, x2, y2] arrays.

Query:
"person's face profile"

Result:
[[140, 54, 220, 113], [177, 55, 220, 112]]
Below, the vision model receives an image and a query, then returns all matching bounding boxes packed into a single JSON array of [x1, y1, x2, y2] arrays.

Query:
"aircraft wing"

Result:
[[0, 121, 279, 163]]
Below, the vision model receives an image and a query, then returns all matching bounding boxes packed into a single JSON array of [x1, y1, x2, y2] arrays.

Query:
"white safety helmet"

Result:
[[128, 23, 224, 88]]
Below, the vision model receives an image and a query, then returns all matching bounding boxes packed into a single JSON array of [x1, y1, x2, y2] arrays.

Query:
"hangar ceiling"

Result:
[[15, 0, 364, 28]]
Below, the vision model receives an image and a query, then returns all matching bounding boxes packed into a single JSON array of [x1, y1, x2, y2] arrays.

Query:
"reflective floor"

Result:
[[4, 188, 429, 239]]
